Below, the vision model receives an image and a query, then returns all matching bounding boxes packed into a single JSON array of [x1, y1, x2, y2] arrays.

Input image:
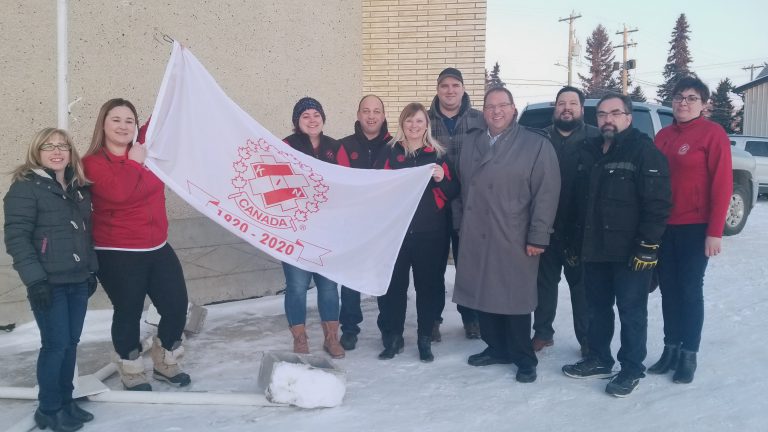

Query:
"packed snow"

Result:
[[1, 200, 766, 432]]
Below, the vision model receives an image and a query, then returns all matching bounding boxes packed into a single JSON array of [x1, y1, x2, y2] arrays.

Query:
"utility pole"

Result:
[[615, 25, 638, 95], [559, 11, 581, 86], [742, 64, 762, 81]]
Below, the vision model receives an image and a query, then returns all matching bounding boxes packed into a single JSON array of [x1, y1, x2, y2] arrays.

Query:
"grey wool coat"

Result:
[[452, 122, 561, 315]]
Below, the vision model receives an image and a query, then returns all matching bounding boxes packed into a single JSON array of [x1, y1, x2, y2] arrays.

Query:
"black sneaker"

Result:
[[562, 358, 615, 379], [605, 371, 644, 397]]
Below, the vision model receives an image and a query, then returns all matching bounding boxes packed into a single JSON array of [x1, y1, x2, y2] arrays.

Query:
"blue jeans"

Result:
[[584, 262, 651, 376], [657, 224, 709, 352], [31, 281, 89, 412], [282, 263, 339, 326], [340, 286, 362, 335]]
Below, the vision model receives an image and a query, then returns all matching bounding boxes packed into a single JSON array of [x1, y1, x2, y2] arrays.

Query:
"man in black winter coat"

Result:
[[532, 86, 599, 356], [562, 93, 671, 398], [337, 95, 391, 350], [428, 67, 486, 341]]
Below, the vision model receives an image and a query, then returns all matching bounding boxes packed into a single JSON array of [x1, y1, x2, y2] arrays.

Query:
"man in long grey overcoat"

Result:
[[452, 86, 560, 383]]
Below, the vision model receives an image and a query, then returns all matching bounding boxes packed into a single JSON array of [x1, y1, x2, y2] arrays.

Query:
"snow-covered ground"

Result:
[[2, 200, 766, 432]]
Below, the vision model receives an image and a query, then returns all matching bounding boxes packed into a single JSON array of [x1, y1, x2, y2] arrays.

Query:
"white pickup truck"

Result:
[[518, 100, 759, 235]]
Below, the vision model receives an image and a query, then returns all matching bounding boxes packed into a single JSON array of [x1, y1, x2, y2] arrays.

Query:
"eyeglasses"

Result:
[[596, 110, 629, 120], [40, 143, 72, 151], [483, 102, 513, 111], [672, 95, 701, 104]]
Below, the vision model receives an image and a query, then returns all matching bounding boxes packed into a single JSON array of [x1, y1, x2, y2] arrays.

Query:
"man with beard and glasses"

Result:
[[532, 86, 599, 356], [562, 93, 671, 398]]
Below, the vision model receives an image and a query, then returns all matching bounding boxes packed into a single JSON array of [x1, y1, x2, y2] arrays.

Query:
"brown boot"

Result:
[[321, 321, 345, 359], [150, 337, 191, 387], [290, 324, 309, 354]]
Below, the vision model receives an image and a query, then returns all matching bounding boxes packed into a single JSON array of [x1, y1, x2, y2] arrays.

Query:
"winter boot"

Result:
[[290, 324, 309, 354], [417, 335, 434, 363], [115, 349, 152, 391], [62, 401, 94, 423], [648, 343, 681, 374], [151, 337, 192, 387], [321, 321, 345, 359], [339, 332, 358, 350], [463, 321, 481, 339], [378, 333, 405, 360], [34, 408, 83, 432], [673, 349, 697, 384]]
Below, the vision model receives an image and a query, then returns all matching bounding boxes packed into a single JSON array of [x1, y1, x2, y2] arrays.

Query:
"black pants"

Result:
[[97, 243, 189, 358], [340, 285, 362, 335], [532, 237, 589, 345], [478, 311, 537, 368], [377, 231, 448, 338], [657, 224, 709, 352], [584, 261, 650, 375]]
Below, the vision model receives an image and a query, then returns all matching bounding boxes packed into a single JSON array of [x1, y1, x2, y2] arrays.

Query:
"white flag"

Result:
[[144, 42, 432, 296]]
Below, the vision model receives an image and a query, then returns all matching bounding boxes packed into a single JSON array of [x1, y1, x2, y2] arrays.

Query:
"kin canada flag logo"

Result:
[[229, 138, 329, 231]]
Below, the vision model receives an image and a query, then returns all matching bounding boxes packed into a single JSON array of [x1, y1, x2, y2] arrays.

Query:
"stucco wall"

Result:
[[0, 0, 362, 324]]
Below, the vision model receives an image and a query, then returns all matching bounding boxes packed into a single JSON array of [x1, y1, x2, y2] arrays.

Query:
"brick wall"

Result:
[[362, 0, 487, 126]]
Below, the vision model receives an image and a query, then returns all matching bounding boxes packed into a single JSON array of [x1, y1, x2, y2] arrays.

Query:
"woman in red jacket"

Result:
[[374, 102, 458, 363], [83, 99, 191, 391], [651, 77, 732, 384]]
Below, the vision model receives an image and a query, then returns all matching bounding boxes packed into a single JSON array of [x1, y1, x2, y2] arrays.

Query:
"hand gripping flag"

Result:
[[144, 42, 433, 295]]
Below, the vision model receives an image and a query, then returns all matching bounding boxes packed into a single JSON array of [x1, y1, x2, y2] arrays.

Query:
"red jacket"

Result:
[[654, 116, 732, 238], [83, 150, 169, 249]]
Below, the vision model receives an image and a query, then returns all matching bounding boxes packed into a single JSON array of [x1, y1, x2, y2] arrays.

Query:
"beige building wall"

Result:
[[0, 0, 362, 324], [362, 0, 487, 126]]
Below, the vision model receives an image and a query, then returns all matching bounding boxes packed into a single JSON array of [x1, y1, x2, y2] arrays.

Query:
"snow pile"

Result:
[[266, 361, 346, 408]]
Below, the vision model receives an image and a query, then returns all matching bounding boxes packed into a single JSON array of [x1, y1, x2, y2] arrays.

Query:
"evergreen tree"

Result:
[[487, 62, 506, 89], [733, 105, 744, 134], [630, 85, 647, 102], [578, 25, 616, 98], [657, 14, 695, 105], [710, 78, 736, 134]]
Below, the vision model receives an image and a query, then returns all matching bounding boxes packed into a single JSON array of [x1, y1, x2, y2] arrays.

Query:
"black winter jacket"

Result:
[[4, 168, 98, 286], [283, 133, 341, 164], [338, 121, 391, 169], [546, 123, 601, 252], [579, 127, 672, 263], [374, 143, 459, 234]]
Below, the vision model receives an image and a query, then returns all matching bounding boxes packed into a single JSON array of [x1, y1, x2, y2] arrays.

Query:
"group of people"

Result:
[[5, 99, 192, 431], [274, 71, 731, 397], [3, 67, 731, 429]]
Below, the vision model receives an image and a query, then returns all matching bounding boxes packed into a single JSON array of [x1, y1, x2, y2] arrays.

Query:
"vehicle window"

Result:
[[518, 108, 554, 129], [631, 110, 654, 138], [745, 141, 768, 157], [584, 107, 597, 128], [659, 111, 674, 129], [730, 140, 736, 147]]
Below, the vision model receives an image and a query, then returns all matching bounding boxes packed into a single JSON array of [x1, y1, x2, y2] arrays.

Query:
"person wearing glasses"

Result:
[[650, 77, 732, 384], [532, 86, 600, 357], [83, 99, 192, 392], [4, 128, 98, 431], [428, 68, 486, 342], [452, 87, 560, 383], [562, 93, 671, 397]]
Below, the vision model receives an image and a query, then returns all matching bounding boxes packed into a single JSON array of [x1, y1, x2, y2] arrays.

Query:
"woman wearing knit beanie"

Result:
[[281, 97, 345, 359]]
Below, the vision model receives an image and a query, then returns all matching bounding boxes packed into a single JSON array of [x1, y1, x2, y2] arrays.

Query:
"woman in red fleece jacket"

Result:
[[83, 99, 191, 391], [650, 77, 732, 384]]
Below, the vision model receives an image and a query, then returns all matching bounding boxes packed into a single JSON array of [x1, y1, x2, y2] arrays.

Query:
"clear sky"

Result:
[[486, 0, 767, 107]]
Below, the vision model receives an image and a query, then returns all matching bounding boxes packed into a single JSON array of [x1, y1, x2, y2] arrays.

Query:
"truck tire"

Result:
[[724, 183, 749, 236]]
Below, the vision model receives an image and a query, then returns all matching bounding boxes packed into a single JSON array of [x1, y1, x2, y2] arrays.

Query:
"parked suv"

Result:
[[518, 100, 759, 235], [729, 135, 768, 195]]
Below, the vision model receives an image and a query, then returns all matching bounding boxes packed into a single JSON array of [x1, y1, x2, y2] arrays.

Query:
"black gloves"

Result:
[[629, 241, 659, 271], [87, 274, 99, 298], [27, 281, 52, 310], [564, 246, 580, 267]]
